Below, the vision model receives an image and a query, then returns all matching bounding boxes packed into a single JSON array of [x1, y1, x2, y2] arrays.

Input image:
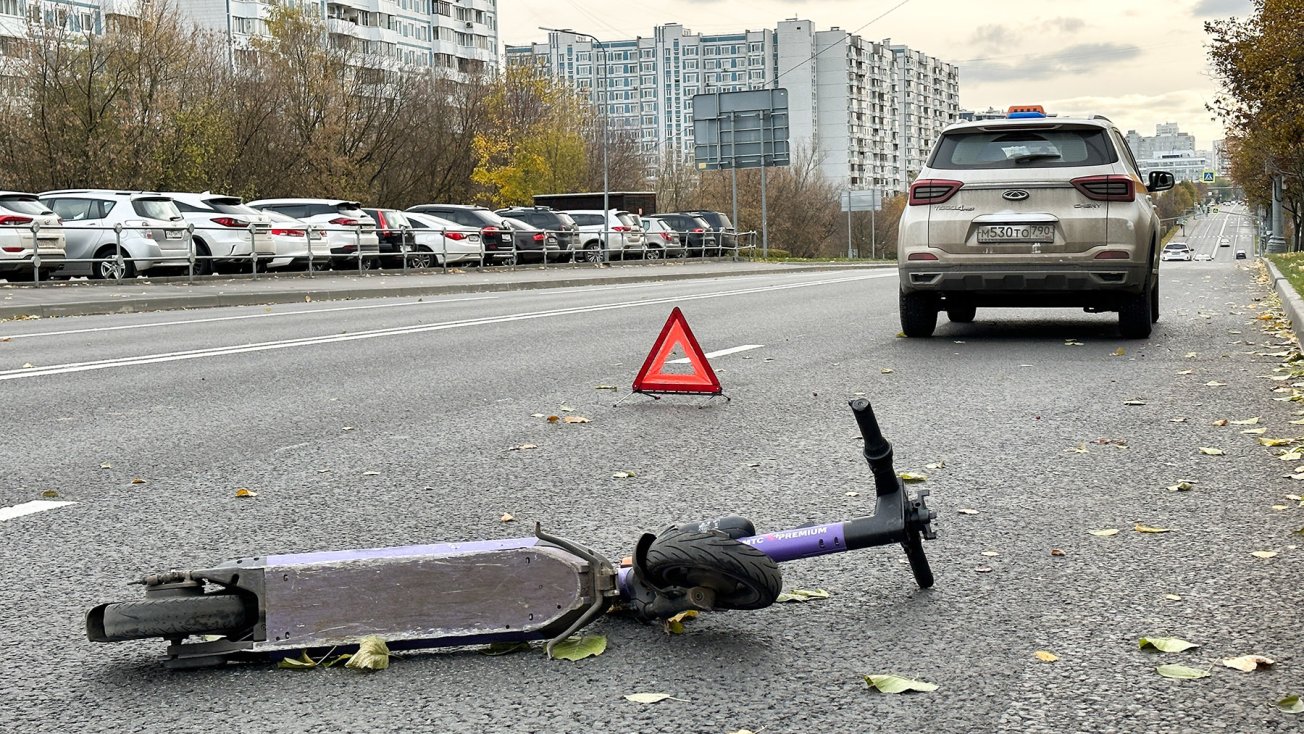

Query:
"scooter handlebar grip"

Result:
[[849, 398, 889, 455]]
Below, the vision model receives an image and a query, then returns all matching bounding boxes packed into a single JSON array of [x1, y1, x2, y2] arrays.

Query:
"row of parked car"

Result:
[[0, 189, 742, 282]]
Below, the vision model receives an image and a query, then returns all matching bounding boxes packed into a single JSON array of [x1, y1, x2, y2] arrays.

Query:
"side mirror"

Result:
[[1147, 171, 1175, 193]]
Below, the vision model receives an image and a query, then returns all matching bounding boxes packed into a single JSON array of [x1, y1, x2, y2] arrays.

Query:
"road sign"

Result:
[[1202, 170, 1216, 183], [692, 89, 790, 171], [632, 308, 722, 396], [841, 190, 882, 212]]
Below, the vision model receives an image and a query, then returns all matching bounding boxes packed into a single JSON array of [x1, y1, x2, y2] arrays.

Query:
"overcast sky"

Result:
[[501, 0, 1254, 149]]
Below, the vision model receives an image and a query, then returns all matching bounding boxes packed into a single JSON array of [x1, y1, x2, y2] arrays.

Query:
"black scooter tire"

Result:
[[902, 531, 934, 589], [644, 527, 782, 610], [99, 595, 253, 641]]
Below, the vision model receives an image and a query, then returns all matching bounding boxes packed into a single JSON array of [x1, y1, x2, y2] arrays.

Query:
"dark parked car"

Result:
[[648, 212, 716, 257], [496, 206, 580, 260], [404, 204, 514, 263], [363, 208, 417, 268], [500, 216, 562, 263], [677, 211, 737, 255]]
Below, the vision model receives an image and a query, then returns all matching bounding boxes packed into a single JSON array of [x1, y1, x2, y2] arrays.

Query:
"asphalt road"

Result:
[[3, 213, 1302, 733]]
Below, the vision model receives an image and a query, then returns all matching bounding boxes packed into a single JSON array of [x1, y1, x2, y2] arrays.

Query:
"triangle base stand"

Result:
[[614, 389, 730, 408]]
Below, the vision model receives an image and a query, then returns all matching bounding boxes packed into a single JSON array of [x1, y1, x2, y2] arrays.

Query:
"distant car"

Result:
[[1194, 253, 1214, 261], [403, 211, 484, 266], [495, 206, 580, 261], [161, 192, 276, 275], [248, 198, 380, 270], [639, 217, 685, 259], [565, 209, 646, 262], [1235, 249, 1247, 260], [677, 210, 736, 255], [1219, 238, 1231, 247], [1161, 242, 1193, 262], [40, 190, 190, 279], [647, 212, 715, 257], [363, 208, 417, 268], [261, 210, 329, 271], [0, 191, 64, 282], [404, 204, 514, 263]]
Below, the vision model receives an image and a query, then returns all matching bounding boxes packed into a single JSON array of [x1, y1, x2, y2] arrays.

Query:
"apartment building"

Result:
[[507, 19, 959, 196], [0, 0, 497, 79]]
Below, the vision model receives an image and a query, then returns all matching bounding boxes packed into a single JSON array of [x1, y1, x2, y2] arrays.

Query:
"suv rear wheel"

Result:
[[1118, 287, 1153, 339], [1150, 279, 1160, 324], [900, 290, 939, 338], [945, 299, 976, 323]]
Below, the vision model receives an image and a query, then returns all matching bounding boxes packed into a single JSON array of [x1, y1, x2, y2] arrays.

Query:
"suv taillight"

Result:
[[0, 215, 33, 226], [271, 228, 305, 237], [446, 232, 467, 240], [908, 179, 963, 206], [1071, 175, 1135, 202], [211, 217, 249, 228], [329, 217, 359, 226], [612, 226, 629, 232]]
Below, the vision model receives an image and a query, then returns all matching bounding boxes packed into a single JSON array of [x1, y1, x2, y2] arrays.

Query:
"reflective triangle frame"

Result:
[[631, 307, 722, 395]]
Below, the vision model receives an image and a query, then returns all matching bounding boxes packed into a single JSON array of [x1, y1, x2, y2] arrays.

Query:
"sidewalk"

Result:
[[0, 260, 887, 320]]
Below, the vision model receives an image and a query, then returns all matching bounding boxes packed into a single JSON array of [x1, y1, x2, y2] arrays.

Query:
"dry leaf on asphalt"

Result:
[[1134, 524, 1172, 533], [611, 470, 636, 479], [1198, 447, 1224, 456], [509, 444, 538, 451], [1221, 655, 1274, 672], [1155, 664, 1210, 680], [1251, 550, 1279, 559], [99, 462, 112, 469], [1111, 347, 1126, 357], [1123, 399, 1146, 406], [1185, 352, 1198, 358], [925, 461, 945, 469], [1089, 529, 1120, 537], [1212, 419, 1229, 426], [664, 610, 698, 635], [562, 416, 590, 424], [1230, 417, 1261, 425], [40, 489, 59, 498], [1166, 481, 1196, 492], [1140, 636, 1199, 653], [549, 635, 607, 661], [1280, 451, 1304, 461], [1176, 370, 1194, 375], [594, 385, 619, 390], [1205, 381, 1228, 387], [623, 692, 682, 704], [1260, 437, 1295, 446], [1241, 428, 1268, 435], [958, 508, 979, 515], [362, 470, 380, 476], [1050, 548, 1066, 557], [1070, 442, 1089, 453], [898, 472, 927, 482], [546, 415, 560, 423], [1034, 650, 1059, 662], [775, 588, 830, 603], [130, 477, 146, 485], [880, 368, 894, 374], [981, 551, 999, 557], [235, 488, 256, 498], [344, 635, 390, 671], [864, 674, 939, 694], [1165, 594, 1183, 601], [500, 513, 514, 523]]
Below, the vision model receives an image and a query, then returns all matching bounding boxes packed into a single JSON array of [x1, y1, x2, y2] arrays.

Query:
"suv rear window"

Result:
[[132, 198, 182, 221], [694, 212, 733, 229], [929, 127, 1117, 169], [0, 195, 50, 216], [206, 199, 262, 216]]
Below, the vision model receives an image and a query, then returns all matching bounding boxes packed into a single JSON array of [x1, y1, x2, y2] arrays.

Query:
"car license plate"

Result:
[[976, 224, 1054, 243], [165, 230, 184, 240]]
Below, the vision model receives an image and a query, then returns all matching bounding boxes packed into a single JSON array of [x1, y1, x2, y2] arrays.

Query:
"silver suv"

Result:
[[897, 107, 1174, 338], [40, 190, 189, 279]]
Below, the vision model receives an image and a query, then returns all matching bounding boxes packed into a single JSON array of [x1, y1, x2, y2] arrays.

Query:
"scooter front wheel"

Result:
[[94, 594, 253, 642], [644, 527, 782, 610]]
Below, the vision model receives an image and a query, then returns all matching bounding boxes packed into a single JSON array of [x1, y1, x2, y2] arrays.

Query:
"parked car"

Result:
[[677, 210, 736, 255], [40, 190, 189, 279], [247, 198, 380, 270], [260, 210, 330, 271], [896, 106, 1172, 339], [495, 206, 580, 261], [639, 217, 685, 259], [1161, 242, 1193, 261], [363, 208, 418, 268], [404, 204, 514, 263], [403, 211, 484, 266], [0, 191, 64, 282], [565, 209, 646, 262], [160, 192, 276, 275], [500, 216, 562, 263], [647, 212, 715, 257], [1235, 249, 1247, 260]]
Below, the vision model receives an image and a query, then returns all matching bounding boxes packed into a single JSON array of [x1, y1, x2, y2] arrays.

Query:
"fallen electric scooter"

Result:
[[87, 398, 937, 668]]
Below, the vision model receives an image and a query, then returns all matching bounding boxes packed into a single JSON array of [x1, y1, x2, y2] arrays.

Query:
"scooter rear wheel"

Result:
[[99, 594, 253, 641], [902, 530, 934, 589], [643, 527, 782, 610]]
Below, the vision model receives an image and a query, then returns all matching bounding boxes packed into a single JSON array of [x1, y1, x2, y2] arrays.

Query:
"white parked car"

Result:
[[403, 211, 484, 266], [159, 192, 276, 275], [565, 209, 646, 262], [247, 198, 380, 269], [639, 217, 686, 259], [0, 191, 65, 282], [1161, 242, 1193, 261], [40, 190, 189, 279], [261, 210, 331, 271]]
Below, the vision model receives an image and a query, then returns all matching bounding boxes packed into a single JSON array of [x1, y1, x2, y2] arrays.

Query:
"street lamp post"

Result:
[[540, 26, 609, 262]]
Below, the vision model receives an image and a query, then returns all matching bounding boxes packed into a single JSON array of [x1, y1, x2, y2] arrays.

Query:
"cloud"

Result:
[[962, 43, 1143, 83], [1041, 90, 1224, 142], [1045, 17, 1086, 33], [1191, 0, 1253, 16], [968, 24, 1014, 49]]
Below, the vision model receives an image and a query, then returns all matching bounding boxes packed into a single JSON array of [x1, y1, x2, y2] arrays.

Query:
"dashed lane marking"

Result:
[[0, 500, 75, 522]]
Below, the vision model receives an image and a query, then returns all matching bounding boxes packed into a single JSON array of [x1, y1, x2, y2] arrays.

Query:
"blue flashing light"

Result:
[[1007, 111, 1047, 119]]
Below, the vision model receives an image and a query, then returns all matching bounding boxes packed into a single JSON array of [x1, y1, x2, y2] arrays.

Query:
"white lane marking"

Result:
[[0, 295, 500, 340], [1, 273, 892, 380], [668, 344, 764, 364], [0, 500, 75, 522]]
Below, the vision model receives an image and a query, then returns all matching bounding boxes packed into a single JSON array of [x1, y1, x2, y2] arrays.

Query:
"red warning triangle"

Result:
[[632, 307, 722, 395]]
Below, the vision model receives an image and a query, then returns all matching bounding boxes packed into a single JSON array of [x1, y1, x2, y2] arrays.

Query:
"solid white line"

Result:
[[667, 344, 764, 364], [0, 295, 501, 340], [0, 500, 75, 522], [1, 273, 893, 381]]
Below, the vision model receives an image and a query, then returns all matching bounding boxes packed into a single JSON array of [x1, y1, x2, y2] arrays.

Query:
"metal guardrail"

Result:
[[1, 222, 760, 286]]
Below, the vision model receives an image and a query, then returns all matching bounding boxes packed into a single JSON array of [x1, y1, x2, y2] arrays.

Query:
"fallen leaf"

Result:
[[235, 488, 256, 498], [549, 634, 607, 661], [1221, 655, 1274, 672], [1050, 548, 1066, 557], [980, 551, 999, 557], [1166, 481, 1196, 492], [611, 470, 636, 479], [1199, 447, 1224, 456], [1185, 352, 1198, 358], [1156, 664, 1210, 680], [1034, 650, 1059, 662], [21, 362, 33, 368], [958, 508, 979, 515], [775, 588, 830, 603], [594, 385, 618, 390], [480, 641, 532, 656], [1112, 347, 1126, 357], [864, 674, 938, 694], [130, 477, 146, 485], [880, 368, 894, 374], [624, 692, 680, 704], [1123, 399, 1146, 406], [898, 472, 927, 482], [664, 610, 698, 635], [40, 489, 59, 498], [1140, 636, 1199, 653], [1089, 529, 1120, 537], [845, 491, 860, 497], [1230, 417, 1261, 425], [1288, 494, 1302, 501], [925, 461, 945, 470], [509, 443, 538, 451], [344, 635, 390, 671], [562, 416, 590, 424], [1165, 594, 1182, 601], [1260, 437, 1295, 447], [500, 513, 515, 523], [975, 566, 993, 573], [1274, 504, 1290, 511], [342, 426, 354, 431], [1212, 419, 1229, 427], [1241, 428, 1268, 435], [560, 405, 574, 412], [547, 415, 560, 423], [277, 651, 320, 670], [361, 470, 380, 476], [1134, 524, 1172, 534], [1280, 451, 1304, 461], [99, 462, 112, 469], [1251, 550, 1278, 559], [530, 413, 545, 418], [1070, 442, 1089, 454], [1205, 381, 1228, 387], [1176, 370, 1194, 375], [1278, 695, 1304, 714]]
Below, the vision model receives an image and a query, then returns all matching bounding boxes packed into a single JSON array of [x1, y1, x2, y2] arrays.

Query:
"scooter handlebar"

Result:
[[849, 398, 890, 458]]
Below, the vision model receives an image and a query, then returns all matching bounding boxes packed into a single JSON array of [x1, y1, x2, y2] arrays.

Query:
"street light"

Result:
[[540, 26, 609, 261]]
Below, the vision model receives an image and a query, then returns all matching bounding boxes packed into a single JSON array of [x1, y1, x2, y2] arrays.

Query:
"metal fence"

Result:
[[1, 221, 761, 287]]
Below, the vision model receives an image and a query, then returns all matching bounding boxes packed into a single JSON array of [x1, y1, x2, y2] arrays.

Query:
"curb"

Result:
[[1265, 259, 1304, 346], [0, 263, 891, 321]]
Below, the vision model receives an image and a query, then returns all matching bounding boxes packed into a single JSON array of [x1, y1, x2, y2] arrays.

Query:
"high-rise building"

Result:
[[507, 19, 959, 196], [0, 0, 498, 80], [1126, 122, 1210, 183]]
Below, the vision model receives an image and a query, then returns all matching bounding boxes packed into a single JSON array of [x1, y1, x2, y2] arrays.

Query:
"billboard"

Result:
[[692, 89, 790, 171]]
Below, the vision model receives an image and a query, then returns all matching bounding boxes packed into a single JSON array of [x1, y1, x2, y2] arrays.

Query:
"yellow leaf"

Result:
[[1134, 523, 1171, 533], [99, 462, 112, 469], [500, 513, 515, 523], [40, 489, 59, 498], [664, 609, 698, 635], [1198, 447, 1224, 455], [235, 488, 256, 498], [1230, 417, 1261, 425], [957, 508, 979, 515], [1212, 419, 1229, 426], [898, 472, 928, 482], [1280, 451, 1304, 461], [880, 368, 894, 374], [130, 477, 147, 484], [1251, 550, 1278, 559], [1164, 594, 1182, 601], [1034, 650, 1059, 662], [1111, 347, 1126, 357], [1259, 437, 1294, 446], [1089, 529, 1120, 537], [1070, 442, 1089, 453], [1241, 428, 1268, 435]]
